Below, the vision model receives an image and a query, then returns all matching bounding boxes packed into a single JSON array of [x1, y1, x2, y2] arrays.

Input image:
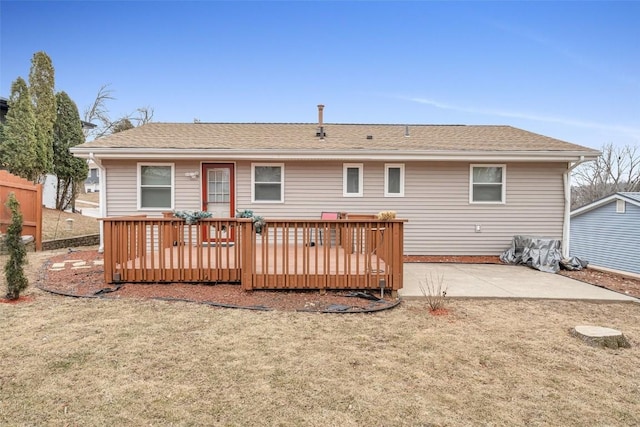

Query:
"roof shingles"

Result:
[[77, 122, 598, 153]]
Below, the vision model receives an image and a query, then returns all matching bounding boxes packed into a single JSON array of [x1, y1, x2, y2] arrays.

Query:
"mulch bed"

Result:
[[36, 250, 400, 312], [404, 255, 501, 264], [559, 269, 640, 299], [33, 250, 640, 310], [0, 295, 36, 304]]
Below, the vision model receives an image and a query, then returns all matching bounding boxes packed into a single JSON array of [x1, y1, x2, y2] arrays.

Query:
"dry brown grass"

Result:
[[77, 192, 100, 204], [42, 208, 99, 241], [1, 252, 639, 426]]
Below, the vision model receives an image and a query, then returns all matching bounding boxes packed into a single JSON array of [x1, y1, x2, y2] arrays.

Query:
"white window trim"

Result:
[[343, 163, 363, 197], [251, 163, 285, 203], [137, 162, 175, 211], [616, 199, 626, 213], [384, 163, 405, 197], [469, 164, 506, 204]]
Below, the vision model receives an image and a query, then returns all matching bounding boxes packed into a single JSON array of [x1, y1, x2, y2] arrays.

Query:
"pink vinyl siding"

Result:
[[104, 160, 565, 256]]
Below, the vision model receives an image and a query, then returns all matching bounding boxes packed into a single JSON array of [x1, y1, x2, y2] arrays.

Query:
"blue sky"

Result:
[[1, 1, 638, 149]]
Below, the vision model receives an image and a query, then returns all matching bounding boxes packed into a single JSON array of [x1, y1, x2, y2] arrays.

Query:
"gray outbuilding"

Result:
[[570, 192, 640, 275]]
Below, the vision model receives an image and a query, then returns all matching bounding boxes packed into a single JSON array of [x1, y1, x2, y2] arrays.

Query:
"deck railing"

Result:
[[102, 216, 405, 292]]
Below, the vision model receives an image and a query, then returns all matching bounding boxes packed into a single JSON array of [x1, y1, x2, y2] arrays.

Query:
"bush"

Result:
[[4, 193, 28, 300], [418, 272, 447, 311]]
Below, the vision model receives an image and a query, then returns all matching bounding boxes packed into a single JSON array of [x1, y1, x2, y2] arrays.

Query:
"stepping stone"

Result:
[[72, 266, 92, 270], [50, 262, 66, 269], [571, 325, 631, 349], [49, 268, 65, 271], [72, 261, 87, 267], [93, 260, 104, 266]]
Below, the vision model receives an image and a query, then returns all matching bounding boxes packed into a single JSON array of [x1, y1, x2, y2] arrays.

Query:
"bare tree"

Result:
[[83, 84, 115, 140], [132, 106, 154, 126], [82, 85, 154, 141], [572, 143, 640, 209]]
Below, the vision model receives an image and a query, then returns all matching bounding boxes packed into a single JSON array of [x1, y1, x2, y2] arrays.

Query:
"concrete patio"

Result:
[[400, 263, 640, 302]]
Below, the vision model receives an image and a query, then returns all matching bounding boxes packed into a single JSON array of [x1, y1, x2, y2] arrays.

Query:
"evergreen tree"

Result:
[[0, 77, 38, 181], [4, 193, 28, 300], [53, 91, 88, 211], [29, 51, 56, 180]]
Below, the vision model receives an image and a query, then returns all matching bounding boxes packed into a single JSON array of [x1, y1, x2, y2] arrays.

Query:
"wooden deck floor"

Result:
[[121, 243, 386, 274], [117, 242, 387, 288]]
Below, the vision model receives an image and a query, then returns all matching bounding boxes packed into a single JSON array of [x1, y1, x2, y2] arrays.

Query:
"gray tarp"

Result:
[[500, 235, 563, 273], [559, 256, 589, 271]]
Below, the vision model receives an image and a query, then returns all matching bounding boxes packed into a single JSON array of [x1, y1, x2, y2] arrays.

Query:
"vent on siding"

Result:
[[616, 199, 626, 213]]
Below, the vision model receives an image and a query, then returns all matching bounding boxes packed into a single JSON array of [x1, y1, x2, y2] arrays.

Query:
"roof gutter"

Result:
[[89, 152, 107, 253], [562, 155, 590, 258], [71, 147, 600, 162]]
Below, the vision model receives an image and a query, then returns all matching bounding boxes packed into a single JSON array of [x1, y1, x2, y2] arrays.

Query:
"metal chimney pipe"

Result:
[[317, 104, 325, 139], [317, 104, 324, 127]]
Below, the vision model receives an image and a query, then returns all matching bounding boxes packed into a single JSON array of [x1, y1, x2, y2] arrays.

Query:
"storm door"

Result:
[[201, 163, 235, 242]]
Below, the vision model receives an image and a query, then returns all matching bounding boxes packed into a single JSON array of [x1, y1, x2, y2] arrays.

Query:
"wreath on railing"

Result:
[[171, 209, 265, 234], [236, 209, 266, 234], [172, 210, 213, 225]]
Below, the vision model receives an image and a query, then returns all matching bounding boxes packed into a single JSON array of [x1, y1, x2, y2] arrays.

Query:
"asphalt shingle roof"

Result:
[[619, 192, 640, 203], [77, 122, 597, 153]]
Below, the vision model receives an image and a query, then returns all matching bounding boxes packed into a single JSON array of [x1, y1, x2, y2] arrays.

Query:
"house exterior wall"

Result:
[[103, 159, 566, 255], [570, 201, 640, 275], [103, 160, 202, 217]]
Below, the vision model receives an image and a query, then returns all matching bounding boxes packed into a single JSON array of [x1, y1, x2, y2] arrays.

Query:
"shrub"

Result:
[[4, 193, 28, 300], [418, 272, 447, 311]]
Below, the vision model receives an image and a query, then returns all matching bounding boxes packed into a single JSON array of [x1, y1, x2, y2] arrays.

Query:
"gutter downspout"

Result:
[[562, 156, 587, 258], [89, 153, 106, 253]]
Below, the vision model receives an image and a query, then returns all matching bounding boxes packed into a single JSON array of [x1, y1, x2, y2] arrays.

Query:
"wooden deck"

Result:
[[103, 217, 404, 292]]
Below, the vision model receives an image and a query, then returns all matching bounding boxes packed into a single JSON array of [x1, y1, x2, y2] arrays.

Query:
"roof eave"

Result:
[[71, 147, 601, 162], [571, 193, 640, 217]]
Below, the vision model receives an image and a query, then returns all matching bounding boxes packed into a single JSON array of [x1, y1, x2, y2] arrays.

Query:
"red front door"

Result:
[[201, 163, 235, 242]]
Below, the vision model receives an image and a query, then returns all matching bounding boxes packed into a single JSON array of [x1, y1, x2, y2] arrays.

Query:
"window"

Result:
[[470, 164, 506, 203], [138, 163, 174, 210], [616, 199, 626, 213], [252, 163, 284, 202], [385, 164, 405, 197], [343, 163, 363, 197]]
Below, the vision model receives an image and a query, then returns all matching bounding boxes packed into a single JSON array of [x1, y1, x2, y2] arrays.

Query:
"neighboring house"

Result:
[[42, 118, 96, 209], [71, 108, 599, 255], [570, 192, 640, 275], [84, 162, 100, 192]]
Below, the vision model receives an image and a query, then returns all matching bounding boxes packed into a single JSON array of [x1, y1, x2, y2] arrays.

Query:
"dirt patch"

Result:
[[77, 192, 100, 204], [0, 295, 35, 304], [38, 250, 398, 312], [429, 307, 451, 316], [559, 268, 640, 299], [405, 255, 501, 264], [42, 208, 99, 241]]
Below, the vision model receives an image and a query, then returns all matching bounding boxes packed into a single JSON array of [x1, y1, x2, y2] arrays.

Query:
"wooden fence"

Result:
[[0, 170, 43, 250], [102, 216, 405, 293]]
